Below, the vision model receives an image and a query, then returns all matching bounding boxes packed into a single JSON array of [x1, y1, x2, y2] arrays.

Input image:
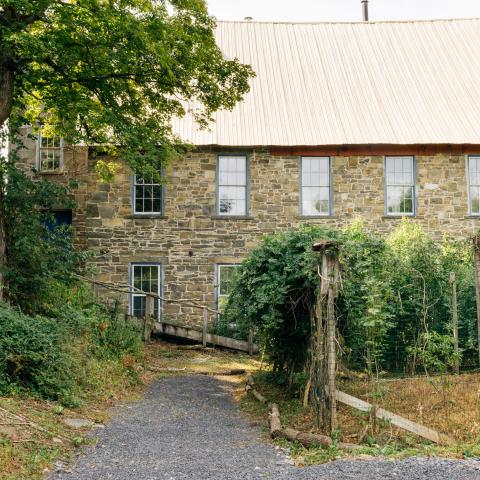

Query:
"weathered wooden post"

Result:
[[248, 328, 254, 356], [312, 240, 340, 435], [473, 234, 480, 366], [202, 307, 208, 348], [449, 272, 460, 375], [144, 294, 153, 343]]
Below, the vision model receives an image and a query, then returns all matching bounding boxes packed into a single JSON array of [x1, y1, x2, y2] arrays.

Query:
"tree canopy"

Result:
[[0, 0, 254, 171]]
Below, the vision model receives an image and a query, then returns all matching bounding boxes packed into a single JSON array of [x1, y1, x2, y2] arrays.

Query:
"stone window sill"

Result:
[[211, 215, 254, 220], [131, 214, 168, 219], [465, 215, 480, 219], [39, 170, 65, 175]]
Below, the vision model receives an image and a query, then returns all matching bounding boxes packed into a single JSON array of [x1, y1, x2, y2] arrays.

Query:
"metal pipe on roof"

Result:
[[362, 0, 369, 22]]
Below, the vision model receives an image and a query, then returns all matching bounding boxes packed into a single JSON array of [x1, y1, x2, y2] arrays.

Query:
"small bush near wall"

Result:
[[217, 220, 476, 379]]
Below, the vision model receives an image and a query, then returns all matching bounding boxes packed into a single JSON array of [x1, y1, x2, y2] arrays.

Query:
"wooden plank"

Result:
[[335, 390, 454, 446], [155, 321, 259, 353]]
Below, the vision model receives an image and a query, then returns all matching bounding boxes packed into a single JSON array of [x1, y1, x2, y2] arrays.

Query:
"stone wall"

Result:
[[16, 139, 480, 325]]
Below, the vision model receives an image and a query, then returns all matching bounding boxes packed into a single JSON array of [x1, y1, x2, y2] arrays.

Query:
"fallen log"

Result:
[[245, 384, 268, 404], [246, 373, 255, 386], [335, 390, 454, 446], [269, 403, 282, 438], [282, 428, 333, 448]]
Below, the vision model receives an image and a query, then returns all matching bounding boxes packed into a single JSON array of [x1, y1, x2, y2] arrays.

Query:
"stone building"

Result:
[[17, 18, 480, 325]]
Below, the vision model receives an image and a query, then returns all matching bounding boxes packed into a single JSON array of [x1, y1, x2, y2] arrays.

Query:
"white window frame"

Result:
[[129, 263, 162, 319], [132, 174, 164, 216], [36, 133, 64, 172], [467, 155, 480, 216], [215, 264, 240, 314], [300, 156, 332, 216], [384, 156, 416, 216], [216, 155, 248, 216]]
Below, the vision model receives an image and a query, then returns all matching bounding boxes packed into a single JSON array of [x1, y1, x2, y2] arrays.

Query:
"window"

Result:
[[37, 134, 63, 172], [385, 156, 415, 215], [129, 263, 161, 319], [468, 156, 480, 215], [216, 264, 239, 313], [217, 155, 247, 216], [133, 175, 163, 215], [45, 210, 73, 231], [301, 157, 332, 216]]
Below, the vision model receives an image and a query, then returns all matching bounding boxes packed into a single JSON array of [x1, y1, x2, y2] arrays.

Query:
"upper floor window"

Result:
[[301, 157, 331, 216], [216, 264, 239, 313], [129, 263, 161, 319], [217, 155, 247, 216], [133, 174, 163, 215], [37, 134, 63, 172], [385, 156, 415, 216], [468, 156, 480, 215]]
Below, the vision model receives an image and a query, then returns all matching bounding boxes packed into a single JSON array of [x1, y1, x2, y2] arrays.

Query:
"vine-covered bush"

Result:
[[217, 220, 476, 376], [0, 289, 143, 406]]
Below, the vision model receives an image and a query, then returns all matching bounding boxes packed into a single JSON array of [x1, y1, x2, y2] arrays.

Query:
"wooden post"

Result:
[[202, 308, 208, 348], [326, 270, 337, 433], [248, 328, 254, 356], [449, 272, 460, 375], [474, 235, 480, 366], [144, 294, 153, 342], [311, 240, 340, 436]]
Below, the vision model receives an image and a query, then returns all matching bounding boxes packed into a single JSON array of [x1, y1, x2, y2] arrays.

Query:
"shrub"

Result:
[[0, 289, 143, 405], [0, 303, 77, 404], [218, 220, 476, 376]]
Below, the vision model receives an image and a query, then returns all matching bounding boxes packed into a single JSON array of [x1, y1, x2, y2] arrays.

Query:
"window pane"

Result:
[[217, 265, 239, 313], [218, 186, 246, 215], [385, 157, 414, 214], [134, 175, 162, 214], [301, 158, 331, 216], [131, 265, 161, 319], [302, 186, 329, 215], [469, 158, 480, 214], [217, 156, 247, 215], [133, 295, 146, 317]]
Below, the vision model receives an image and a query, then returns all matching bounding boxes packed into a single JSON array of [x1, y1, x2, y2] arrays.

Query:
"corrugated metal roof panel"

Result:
[[172, 18, 480, 146]]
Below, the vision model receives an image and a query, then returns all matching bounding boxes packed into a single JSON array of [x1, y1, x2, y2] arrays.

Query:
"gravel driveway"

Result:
[[51, 375, 480, 480]]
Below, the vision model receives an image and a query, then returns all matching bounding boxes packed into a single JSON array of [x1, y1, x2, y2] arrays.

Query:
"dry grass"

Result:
[[339, 372, 480, 443], [144, 341, 261, 374], [237, 370, 480, 464]]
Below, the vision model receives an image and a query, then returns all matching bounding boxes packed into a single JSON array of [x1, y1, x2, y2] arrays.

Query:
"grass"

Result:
[[238, 370, 480, 465]]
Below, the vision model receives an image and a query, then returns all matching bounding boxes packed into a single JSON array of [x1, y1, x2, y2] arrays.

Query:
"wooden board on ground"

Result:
[[335, 390, 454, 446]]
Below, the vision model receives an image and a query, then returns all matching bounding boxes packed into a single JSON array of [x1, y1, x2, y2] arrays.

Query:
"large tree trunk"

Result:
[[0, 202, 5, 302], [0, 66, 14, 127], [0, 66, 14, 301]]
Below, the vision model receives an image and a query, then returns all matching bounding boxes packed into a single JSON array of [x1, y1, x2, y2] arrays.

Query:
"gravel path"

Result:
[[51, 375, 480, 480]]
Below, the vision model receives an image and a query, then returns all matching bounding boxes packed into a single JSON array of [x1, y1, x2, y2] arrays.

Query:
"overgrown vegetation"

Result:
[[217, 220, 477, 379]]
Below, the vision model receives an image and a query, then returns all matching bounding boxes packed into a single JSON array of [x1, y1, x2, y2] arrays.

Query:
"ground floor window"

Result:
[[216, 264, 240, 314], [129, 263, 161, 319]]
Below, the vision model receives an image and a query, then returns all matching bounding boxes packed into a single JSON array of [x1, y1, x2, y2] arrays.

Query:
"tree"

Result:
[[0, 0, 254, 299]]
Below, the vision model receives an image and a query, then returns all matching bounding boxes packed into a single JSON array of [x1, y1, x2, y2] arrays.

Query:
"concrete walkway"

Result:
[[51, 376, 480, 480]]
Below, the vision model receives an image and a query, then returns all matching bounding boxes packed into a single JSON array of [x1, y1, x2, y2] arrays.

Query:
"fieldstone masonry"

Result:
[[15, 134, 480, 326]]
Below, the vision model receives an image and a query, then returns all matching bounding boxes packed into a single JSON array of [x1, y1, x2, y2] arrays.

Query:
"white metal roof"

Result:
[[172, 18, 480, 147]]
